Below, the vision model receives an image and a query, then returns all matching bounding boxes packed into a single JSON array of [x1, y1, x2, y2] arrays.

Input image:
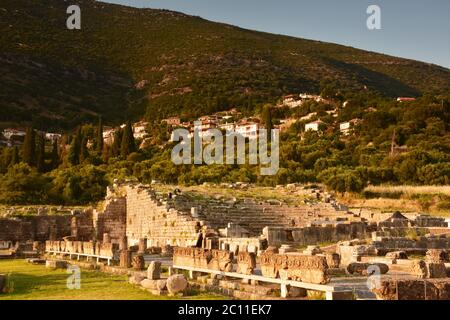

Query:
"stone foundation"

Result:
[[172, 247, 233, 272], [372, 277, 450, 300], [260, 253, 329, 284]]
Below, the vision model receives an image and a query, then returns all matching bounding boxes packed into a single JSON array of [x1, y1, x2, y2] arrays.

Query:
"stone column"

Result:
[[120, 250, 132, 268], [119, 236, 128, 251], [32, 241, 41, 252], [71, 216, 79, 239], [49, 225, 57, 241], [147, 261, 161, 280], [201, 230, 207, 249], [103, 233, 111, 244], [132, 254, 145, 270], [138, 238, 147, 254]]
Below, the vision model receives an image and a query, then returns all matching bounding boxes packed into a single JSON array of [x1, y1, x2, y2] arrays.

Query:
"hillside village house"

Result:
[[162, 117, 181, 126], [2, 128, 26, 141], [218, 122, 236, 134], [235, 121, 260, 139], [283, 93, 330, 108], [397, 97, 416, 102], [196, 119, 218, 138], [45, 133, 62, 141], [1, 128, 26, 147], [339, 119, 362, 136], [305, 120, 324, 132], [103, 127, 116, 145], [132, 121, 149, 140], [282, 95, 303, 108], [102, 121, 149, 145], [299, 93, 327, 103]]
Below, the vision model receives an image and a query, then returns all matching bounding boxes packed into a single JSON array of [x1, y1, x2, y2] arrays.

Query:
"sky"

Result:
[[103, 0, 450, 68]]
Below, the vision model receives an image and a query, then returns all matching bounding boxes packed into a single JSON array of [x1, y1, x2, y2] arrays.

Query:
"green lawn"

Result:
[[0, 259, 226, 300]]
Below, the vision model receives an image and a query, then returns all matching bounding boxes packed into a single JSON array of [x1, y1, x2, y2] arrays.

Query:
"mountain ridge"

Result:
[[1, 0, 449, 130]]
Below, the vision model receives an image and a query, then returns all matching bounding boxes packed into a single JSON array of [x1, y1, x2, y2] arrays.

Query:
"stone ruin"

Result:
[[2, 182, 446, 261], [45, 240, 119, 260], [372, 278, 450, 300], [1, 182, 449, 300], [172, 247, 233, 272], [259, 252, 329, 284], [172, 246, 330, 285]]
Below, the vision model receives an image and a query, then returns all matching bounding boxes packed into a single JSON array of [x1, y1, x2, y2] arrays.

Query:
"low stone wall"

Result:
[[218, 238, 266, 255], [263, 222, 368, 247], [173, 247, 233, 272], [71, 211, 94, 241], [236, 252, 256, 275], [0, 216, 72, 242], [45, 240, 118, 259], [373, 228, 429, 239], [93, 197, 126, 243], [173, 247, 329, 285], [415, 216, 448, 228], [125, 186, 202, 247], [372, 236, 450, 255], [372, 277, 450, 300], [260, 253, 329, 284]]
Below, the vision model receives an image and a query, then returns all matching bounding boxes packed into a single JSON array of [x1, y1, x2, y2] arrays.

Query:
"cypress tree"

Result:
[[22, 127, 36, 166], [111, 128, 123, 158], [50, 139, 60, 169], [1, 148, 11, 173], [80, 135, 89, 163], [120, 122, 136, 158], [262, 105, 273, 132], [11, 146, 20, 166], [68, 128, 81, 166], [262, 105, 273, 142], [36, 133, 45, 173], [96, 116, 104, 154], [102, 143, 110, 163], [9, 146, 20, 166]]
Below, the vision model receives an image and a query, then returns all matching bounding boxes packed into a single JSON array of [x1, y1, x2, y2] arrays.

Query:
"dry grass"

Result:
[[365, 185, 450, 197], [0, 205, 88, 217], [343, 197, 421, 213], [345, 184, 450, 217], [153, 184, 317, 206]]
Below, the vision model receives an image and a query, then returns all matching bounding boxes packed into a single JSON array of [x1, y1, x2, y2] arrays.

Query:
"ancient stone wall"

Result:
[[45, 240, 118, 259], [71, 210, 94, 241], [372, 278, 450, 300], [263, 222, 368, 247], [372, 236, 450, 255], [260, 252, 329, 284], [0, 216, 72, 242], [218, 237, 266, 255], [0, 219, 28, 241], [173, 247, 233, 272], [415, 216, 448, 228], [124, 185, 202, 247], [93, 197, 127, 243]]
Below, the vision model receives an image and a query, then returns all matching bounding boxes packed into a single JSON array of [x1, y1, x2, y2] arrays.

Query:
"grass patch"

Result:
[[347, 185, 450, 217], [0, 259, 226, 300]]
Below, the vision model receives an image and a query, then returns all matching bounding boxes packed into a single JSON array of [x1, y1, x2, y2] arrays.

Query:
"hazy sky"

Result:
[[102, 0, 450, 68]]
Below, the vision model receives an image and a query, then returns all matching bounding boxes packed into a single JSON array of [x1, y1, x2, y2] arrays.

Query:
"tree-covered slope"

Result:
[[1, 0, 450, 130]]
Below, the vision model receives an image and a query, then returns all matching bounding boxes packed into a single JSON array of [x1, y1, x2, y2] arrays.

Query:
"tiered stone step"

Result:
[[171, 197, 350, 236]]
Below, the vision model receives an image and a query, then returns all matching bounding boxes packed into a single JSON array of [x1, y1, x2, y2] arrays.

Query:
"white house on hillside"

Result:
[[133, 121, 149, 140], [235, 122, 259, 139], [340, 119, 362, 136], [305, 120, 324, 132]]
